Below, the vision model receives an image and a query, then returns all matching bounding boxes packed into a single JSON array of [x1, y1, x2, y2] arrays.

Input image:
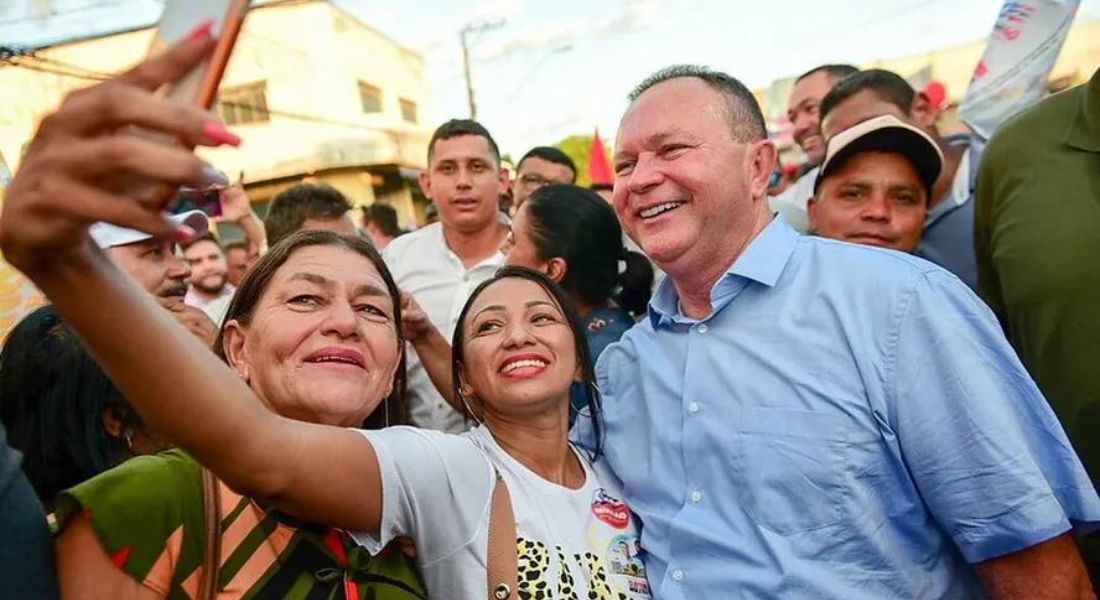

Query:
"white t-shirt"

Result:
[[767, 167, 818, 233], [185, 284, 235, 326], [382, 223, 503, 433], [351, 425, 652, 600]]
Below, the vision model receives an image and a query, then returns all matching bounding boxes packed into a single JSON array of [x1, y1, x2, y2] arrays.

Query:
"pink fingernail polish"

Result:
[[201, 120, 241, 147], [187, 20, 215, 43], [173, 225, 197, 242]]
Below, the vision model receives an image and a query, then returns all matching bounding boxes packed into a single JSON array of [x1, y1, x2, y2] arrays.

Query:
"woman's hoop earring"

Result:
[[459, 390, 484, 425]]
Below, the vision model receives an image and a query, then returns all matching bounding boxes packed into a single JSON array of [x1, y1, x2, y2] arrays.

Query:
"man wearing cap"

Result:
[[808, 114, 942, 253], [819, 69, 982, 290], [90, 209, 217, 346]]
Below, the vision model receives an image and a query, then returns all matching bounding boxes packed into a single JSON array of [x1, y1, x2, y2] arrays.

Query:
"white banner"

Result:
[[958, 0, 1080, 139]]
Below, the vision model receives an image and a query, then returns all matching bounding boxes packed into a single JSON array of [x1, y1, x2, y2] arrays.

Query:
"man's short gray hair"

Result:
[[628, 65, 767, 143]]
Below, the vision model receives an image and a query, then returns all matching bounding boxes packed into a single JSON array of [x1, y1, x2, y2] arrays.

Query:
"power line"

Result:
[[2, 56, 109, 80], [29, 54, 112, 77], [1, 55, 419, 134]]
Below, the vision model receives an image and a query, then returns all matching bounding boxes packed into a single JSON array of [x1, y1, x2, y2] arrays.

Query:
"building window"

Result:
[[216, 82, 270, 126], [399, 98, 418, 124], [359, 81, 383, 113]]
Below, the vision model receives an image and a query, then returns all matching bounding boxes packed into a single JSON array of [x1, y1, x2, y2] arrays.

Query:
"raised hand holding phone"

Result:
[[0, 26, 238, 275], [151, 0, 250, 110], [146, 0, 249, 215]]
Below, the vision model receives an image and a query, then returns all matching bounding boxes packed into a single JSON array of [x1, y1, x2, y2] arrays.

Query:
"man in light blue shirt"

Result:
[[575, 65, 1100, 599]]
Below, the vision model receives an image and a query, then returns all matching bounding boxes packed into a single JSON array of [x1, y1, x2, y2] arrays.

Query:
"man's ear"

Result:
[[807, 193, 821, 231], [221, 319, 250, 381], [418, 169, 434, 201], [749, 140, 779, 200], [910, 92, 938, 130]]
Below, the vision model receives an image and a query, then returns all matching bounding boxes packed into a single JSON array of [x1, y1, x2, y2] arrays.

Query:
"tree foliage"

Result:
[[554, 133, 610, 188]]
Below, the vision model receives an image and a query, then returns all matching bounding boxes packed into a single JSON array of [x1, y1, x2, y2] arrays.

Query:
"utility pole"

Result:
[[459, 19, 504, 120], [33, 0, 53, 19]]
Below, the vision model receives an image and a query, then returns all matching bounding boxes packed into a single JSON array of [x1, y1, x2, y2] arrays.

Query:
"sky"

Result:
[[3, 0, 1100, 158]]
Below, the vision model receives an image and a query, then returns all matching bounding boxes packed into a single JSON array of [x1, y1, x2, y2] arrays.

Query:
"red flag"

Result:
[[588, 129, 613, 185]]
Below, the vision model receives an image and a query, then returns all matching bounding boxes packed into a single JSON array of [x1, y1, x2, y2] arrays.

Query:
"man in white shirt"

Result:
[[769, 64, 858, 231], [383, 119, 510, 432], [182, 234, 235, 324]]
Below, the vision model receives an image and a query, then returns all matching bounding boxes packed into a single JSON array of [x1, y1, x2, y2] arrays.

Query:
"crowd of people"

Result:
[[0, 21, 1098, 600]]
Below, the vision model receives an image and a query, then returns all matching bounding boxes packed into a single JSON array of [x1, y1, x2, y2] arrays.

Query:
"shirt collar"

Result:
[[432, 221, 506, 271], [1065, 67, 1100, 153], [648, 215, 800, 326], [926, 147, 972, 224]]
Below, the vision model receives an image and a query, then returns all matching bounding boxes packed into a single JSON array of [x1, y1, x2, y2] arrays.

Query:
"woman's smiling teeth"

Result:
[[310, 355, 357, 364], [501, 358, 548, 374]]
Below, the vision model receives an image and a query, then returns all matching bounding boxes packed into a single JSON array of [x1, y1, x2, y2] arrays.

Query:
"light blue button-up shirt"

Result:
[[575, 216, 1100, 599]]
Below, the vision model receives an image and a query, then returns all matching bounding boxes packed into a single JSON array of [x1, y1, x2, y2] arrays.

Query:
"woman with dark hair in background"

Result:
[[0, 304, 168, 510], [402, 184, 654, 421], [504, 184, 653, 361]]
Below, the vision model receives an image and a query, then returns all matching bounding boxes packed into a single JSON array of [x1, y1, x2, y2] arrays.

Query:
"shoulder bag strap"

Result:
[[199, 466, 222, 600], [486, 469, 517, 600]]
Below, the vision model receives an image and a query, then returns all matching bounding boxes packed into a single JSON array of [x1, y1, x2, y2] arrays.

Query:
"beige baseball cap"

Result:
[[814, 114, 944, 194]]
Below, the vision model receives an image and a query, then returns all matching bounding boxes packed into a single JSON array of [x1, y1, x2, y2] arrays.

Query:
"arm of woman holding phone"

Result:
[[1, 29, 386, 536]]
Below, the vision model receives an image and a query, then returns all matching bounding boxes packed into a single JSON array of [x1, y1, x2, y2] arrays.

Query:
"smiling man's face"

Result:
[[107, 238, 191, 304], [612, 77, 765, 275], [808, 150, 928, 253], [787, 70, 838, 166], [419, 134, 507, 235]]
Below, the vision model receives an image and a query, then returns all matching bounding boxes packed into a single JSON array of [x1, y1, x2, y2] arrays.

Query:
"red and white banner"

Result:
[[958, 0, 1080, 139]]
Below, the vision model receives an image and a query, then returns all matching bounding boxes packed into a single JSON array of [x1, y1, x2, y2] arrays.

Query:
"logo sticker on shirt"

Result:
[[588, 317, 609, 332], [592, 488, 631, 529]]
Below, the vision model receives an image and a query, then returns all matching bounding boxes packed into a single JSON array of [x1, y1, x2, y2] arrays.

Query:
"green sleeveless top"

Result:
[[56, 450, 427, 600]]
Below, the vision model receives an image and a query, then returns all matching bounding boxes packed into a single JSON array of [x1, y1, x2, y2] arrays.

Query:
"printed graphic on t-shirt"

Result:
[[514, 487, 650, 599]]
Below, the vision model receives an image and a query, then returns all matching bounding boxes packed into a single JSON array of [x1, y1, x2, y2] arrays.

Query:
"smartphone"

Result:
[[172, 187, 223, 218], [148, 0, 250, 109], [144, 0, 246, 214]]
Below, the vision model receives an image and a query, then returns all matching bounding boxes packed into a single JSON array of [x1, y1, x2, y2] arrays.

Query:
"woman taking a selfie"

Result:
[[2, 31, 650, 600], [51, 230, 425, 599]]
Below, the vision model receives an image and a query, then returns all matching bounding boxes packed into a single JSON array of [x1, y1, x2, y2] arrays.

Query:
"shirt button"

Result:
[[672, 569, 684, 582], [690, 490, 702, 503], [688, 402, 701, 414], [697, 323, 708, 334]]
